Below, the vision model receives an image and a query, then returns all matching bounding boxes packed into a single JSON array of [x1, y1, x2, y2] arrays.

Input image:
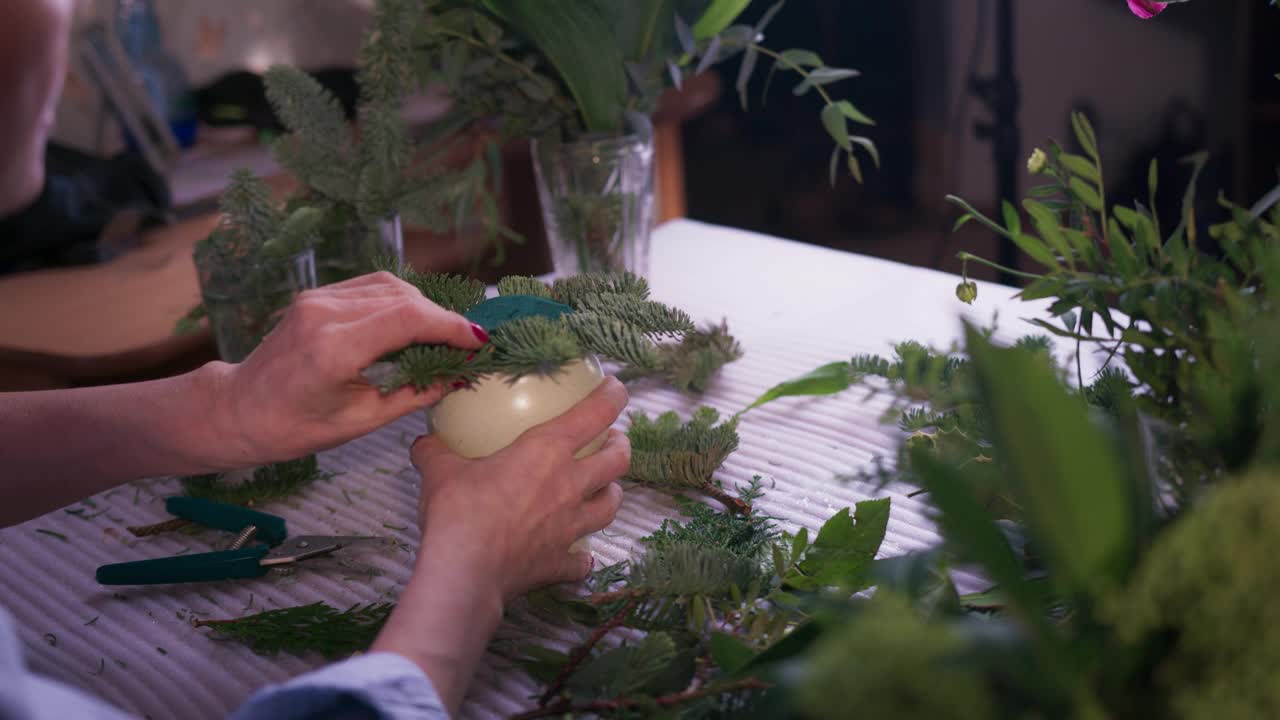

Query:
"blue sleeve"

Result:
[[227, 652, 448, 720]]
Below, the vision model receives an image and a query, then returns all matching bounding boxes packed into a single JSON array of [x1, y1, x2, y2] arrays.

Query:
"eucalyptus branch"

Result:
[[750, 44, 837, 106]]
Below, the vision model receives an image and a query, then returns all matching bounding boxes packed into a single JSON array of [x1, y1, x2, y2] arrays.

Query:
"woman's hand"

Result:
[[413, 376, 631, 599], [212, 271, 488, 467], [371, 378, 631, 713]]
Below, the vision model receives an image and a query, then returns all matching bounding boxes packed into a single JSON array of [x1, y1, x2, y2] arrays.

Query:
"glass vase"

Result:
[[196, 247, 316, 363], [531, 134, 655, 277], [317, 214, 404, 285]]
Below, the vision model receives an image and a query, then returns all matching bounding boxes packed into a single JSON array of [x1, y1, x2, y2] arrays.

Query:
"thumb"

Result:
[[411, 432, 464, 474]]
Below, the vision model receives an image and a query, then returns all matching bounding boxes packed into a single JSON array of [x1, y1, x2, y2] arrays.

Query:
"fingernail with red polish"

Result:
[[589, 556, 595, 573], [470, 323, 489, 343], [451, 381, 468, 390], [465, 352, 476, 362]]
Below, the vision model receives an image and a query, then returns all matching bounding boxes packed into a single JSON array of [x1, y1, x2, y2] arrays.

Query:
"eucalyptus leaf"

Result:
[[820, 104, 851, 152], [744, 361, 854, 412]]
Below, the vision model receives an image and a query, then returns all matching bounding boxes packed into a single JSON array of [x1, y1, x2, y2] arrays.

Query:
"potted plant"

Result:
[[398, 0, 880, 276], [260, 1, 511, 283]]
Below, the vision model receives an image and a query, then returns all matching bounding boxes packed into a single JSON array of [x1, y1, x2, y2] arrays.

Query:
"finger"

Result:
[[320, 270, 406, 292], [410, 432, 469, 475], [575, 430, 630, 498], [548, 549, 594, 585], [319, 283, 420, 303], [572, 482, 623, 537], [337, 299, 487, 369], [528, 377, 628, 452]]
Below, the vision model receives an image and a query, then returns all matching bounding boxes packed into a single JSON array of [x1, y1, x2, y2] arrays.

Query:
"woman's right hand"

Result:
[[371, 378, 630, 714], [409, 377, 631, 601]]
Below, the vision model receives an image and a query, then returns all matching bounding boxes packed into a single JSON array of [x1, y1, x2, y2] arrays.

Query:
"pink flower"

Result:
[[1127, 0, 1168, 18]]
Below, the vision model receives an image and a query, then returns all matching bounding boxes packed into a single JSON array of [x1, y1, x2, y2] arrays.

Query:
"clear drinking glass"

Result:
[[196, 247, 317, 363], [531, 134, 656, 277], [317, 215, 404, 285]]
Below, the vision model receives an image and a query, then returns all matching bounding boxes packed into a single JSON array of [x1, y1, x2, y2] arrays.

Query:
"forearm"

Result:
[[372, 541, 505, 716], [0, 362, 245, 526]]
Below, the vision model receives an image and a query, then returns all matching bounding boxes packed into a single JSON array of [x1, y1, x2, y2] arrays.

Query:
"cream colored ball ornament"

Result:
[[428, 355, 608, 459], [427, 355, 608, 555]]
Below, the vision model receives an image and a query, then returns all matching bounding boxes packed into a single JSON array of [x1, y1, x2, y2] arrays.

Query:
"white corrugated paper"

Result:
[[0, 220, 1103, 719]]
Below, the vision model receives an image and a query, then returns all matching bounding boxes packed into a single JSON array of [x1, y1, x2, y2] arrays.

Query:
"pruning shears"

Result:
[[96, 497, 383, 586]]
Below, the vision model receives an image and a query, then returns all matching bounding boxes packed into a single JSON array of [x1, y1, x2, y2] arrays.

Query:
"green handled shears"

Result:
[[96, 497, 382, 586]]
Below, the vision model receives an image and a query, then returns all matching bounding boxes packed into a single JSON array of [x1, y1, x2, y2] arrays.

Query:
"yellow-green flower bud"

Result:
[[956, 281, 978, 305], [1026, 148, 1048, 174]]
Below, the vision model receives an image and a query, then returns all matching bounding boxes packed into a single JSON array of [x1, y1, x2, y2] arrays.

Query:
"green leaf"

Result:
[[793, 67, 859, 95], [834, 100, 875, 126], [790, 527, 809, 563], [709, 632, 755, 674], [788, 499, 890, 591], [693, 0, 752, 39], [483, 1, 628, 132], [1070, 111, 1099, 160], [778, 49, 822, 68], [952, 213, 975, 232], [744, 361, 853, 411], [1011, 232, 1061, 270], [820, 104, 851, 152], [964, 325, 1133, 598], [755, 0, 786, 33], [828, 145, 840, 187], [1001, 200, 1022, 236], [1068, 176, 1103, 212], [1058, 153, 1100, 183], [1023, 199, 1072, 265], [850, 136, 879, 168]]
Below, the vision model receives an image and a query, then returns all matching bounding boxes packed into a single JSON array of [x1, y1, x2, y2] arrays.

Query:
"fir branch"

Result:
[[497, 276, 554, 299], [181, 456, 324, 507], [620, 321, 744, 394], [194, 601, 392, 659], [538, 597, 639, 706], [372, 346, 493, 393], [263, 66, 355, 202], [513, 677, 771, 720], [628, 542, 764, 599], [552, 272, 650, 307], [624, 408, 748, 513], [218, 170, 283, 251], [566, 312, 662, 370], [643, 501, 776, 563], [397, 270, 487, 314], [577, 293, 695, 337], [491, 316, 582, 376]]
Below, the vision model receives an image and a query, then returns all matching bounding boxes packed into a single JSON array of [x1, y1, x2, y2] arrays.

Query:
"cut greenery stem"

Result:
[[427, 27, 578, 118], [956, 252, 1044, 282]]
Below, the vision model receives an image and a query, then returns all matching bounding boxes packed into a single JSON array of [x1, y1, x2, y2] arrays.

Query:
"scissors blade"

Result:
[[260, 535, 387, 565]]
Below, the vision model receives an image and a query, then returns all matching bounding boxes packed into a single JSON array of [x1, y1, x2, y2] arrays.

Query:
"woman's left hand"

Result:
[[210, 271, 488, 466]]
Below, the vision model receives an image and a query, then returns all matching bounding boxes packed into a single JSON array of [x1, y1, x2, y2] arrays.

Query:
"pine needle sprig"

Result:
[[194, 601, 392, 659], [498, 275, 554, 299], [566, 312, 662, 371], [625, 408, 749, 513], [620, 321, 744, 394], [552, 272, 650, 307], [397, 269, 487, 314], [627, 542, 765, 601], [491, 317, 583, 376], [372, 345, 494, 392], [180, 455, 325, 507], [642, 500, 777, 564], [577, 293, 695, 337]]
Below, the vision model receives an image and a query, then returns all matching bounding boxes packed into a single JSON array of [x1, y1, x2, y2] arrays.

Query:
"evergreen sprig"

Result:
[[194, 601, 393, 659], [181, 455, 325, 507], [624, 407, 748, 514], [372, 271, 739, 393]]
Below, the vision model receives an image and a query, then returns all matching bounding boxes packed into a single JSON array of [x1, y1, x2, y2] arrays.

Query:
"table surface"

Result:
[[0, 219, 1104, 719]]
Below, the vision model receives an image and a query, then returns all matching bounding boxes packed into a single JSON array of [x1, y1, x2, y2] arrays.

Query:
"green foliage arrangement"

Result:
[[178, 170, 322, 349], [263, 0, 512, 278], [409, 0, 877, 174], [365, 270, 743, 395]]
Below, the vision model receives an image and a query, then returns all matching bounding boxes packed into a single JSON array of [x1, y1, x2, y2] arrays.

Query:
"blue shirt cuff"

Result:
[[228, 652, 447, 720]]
